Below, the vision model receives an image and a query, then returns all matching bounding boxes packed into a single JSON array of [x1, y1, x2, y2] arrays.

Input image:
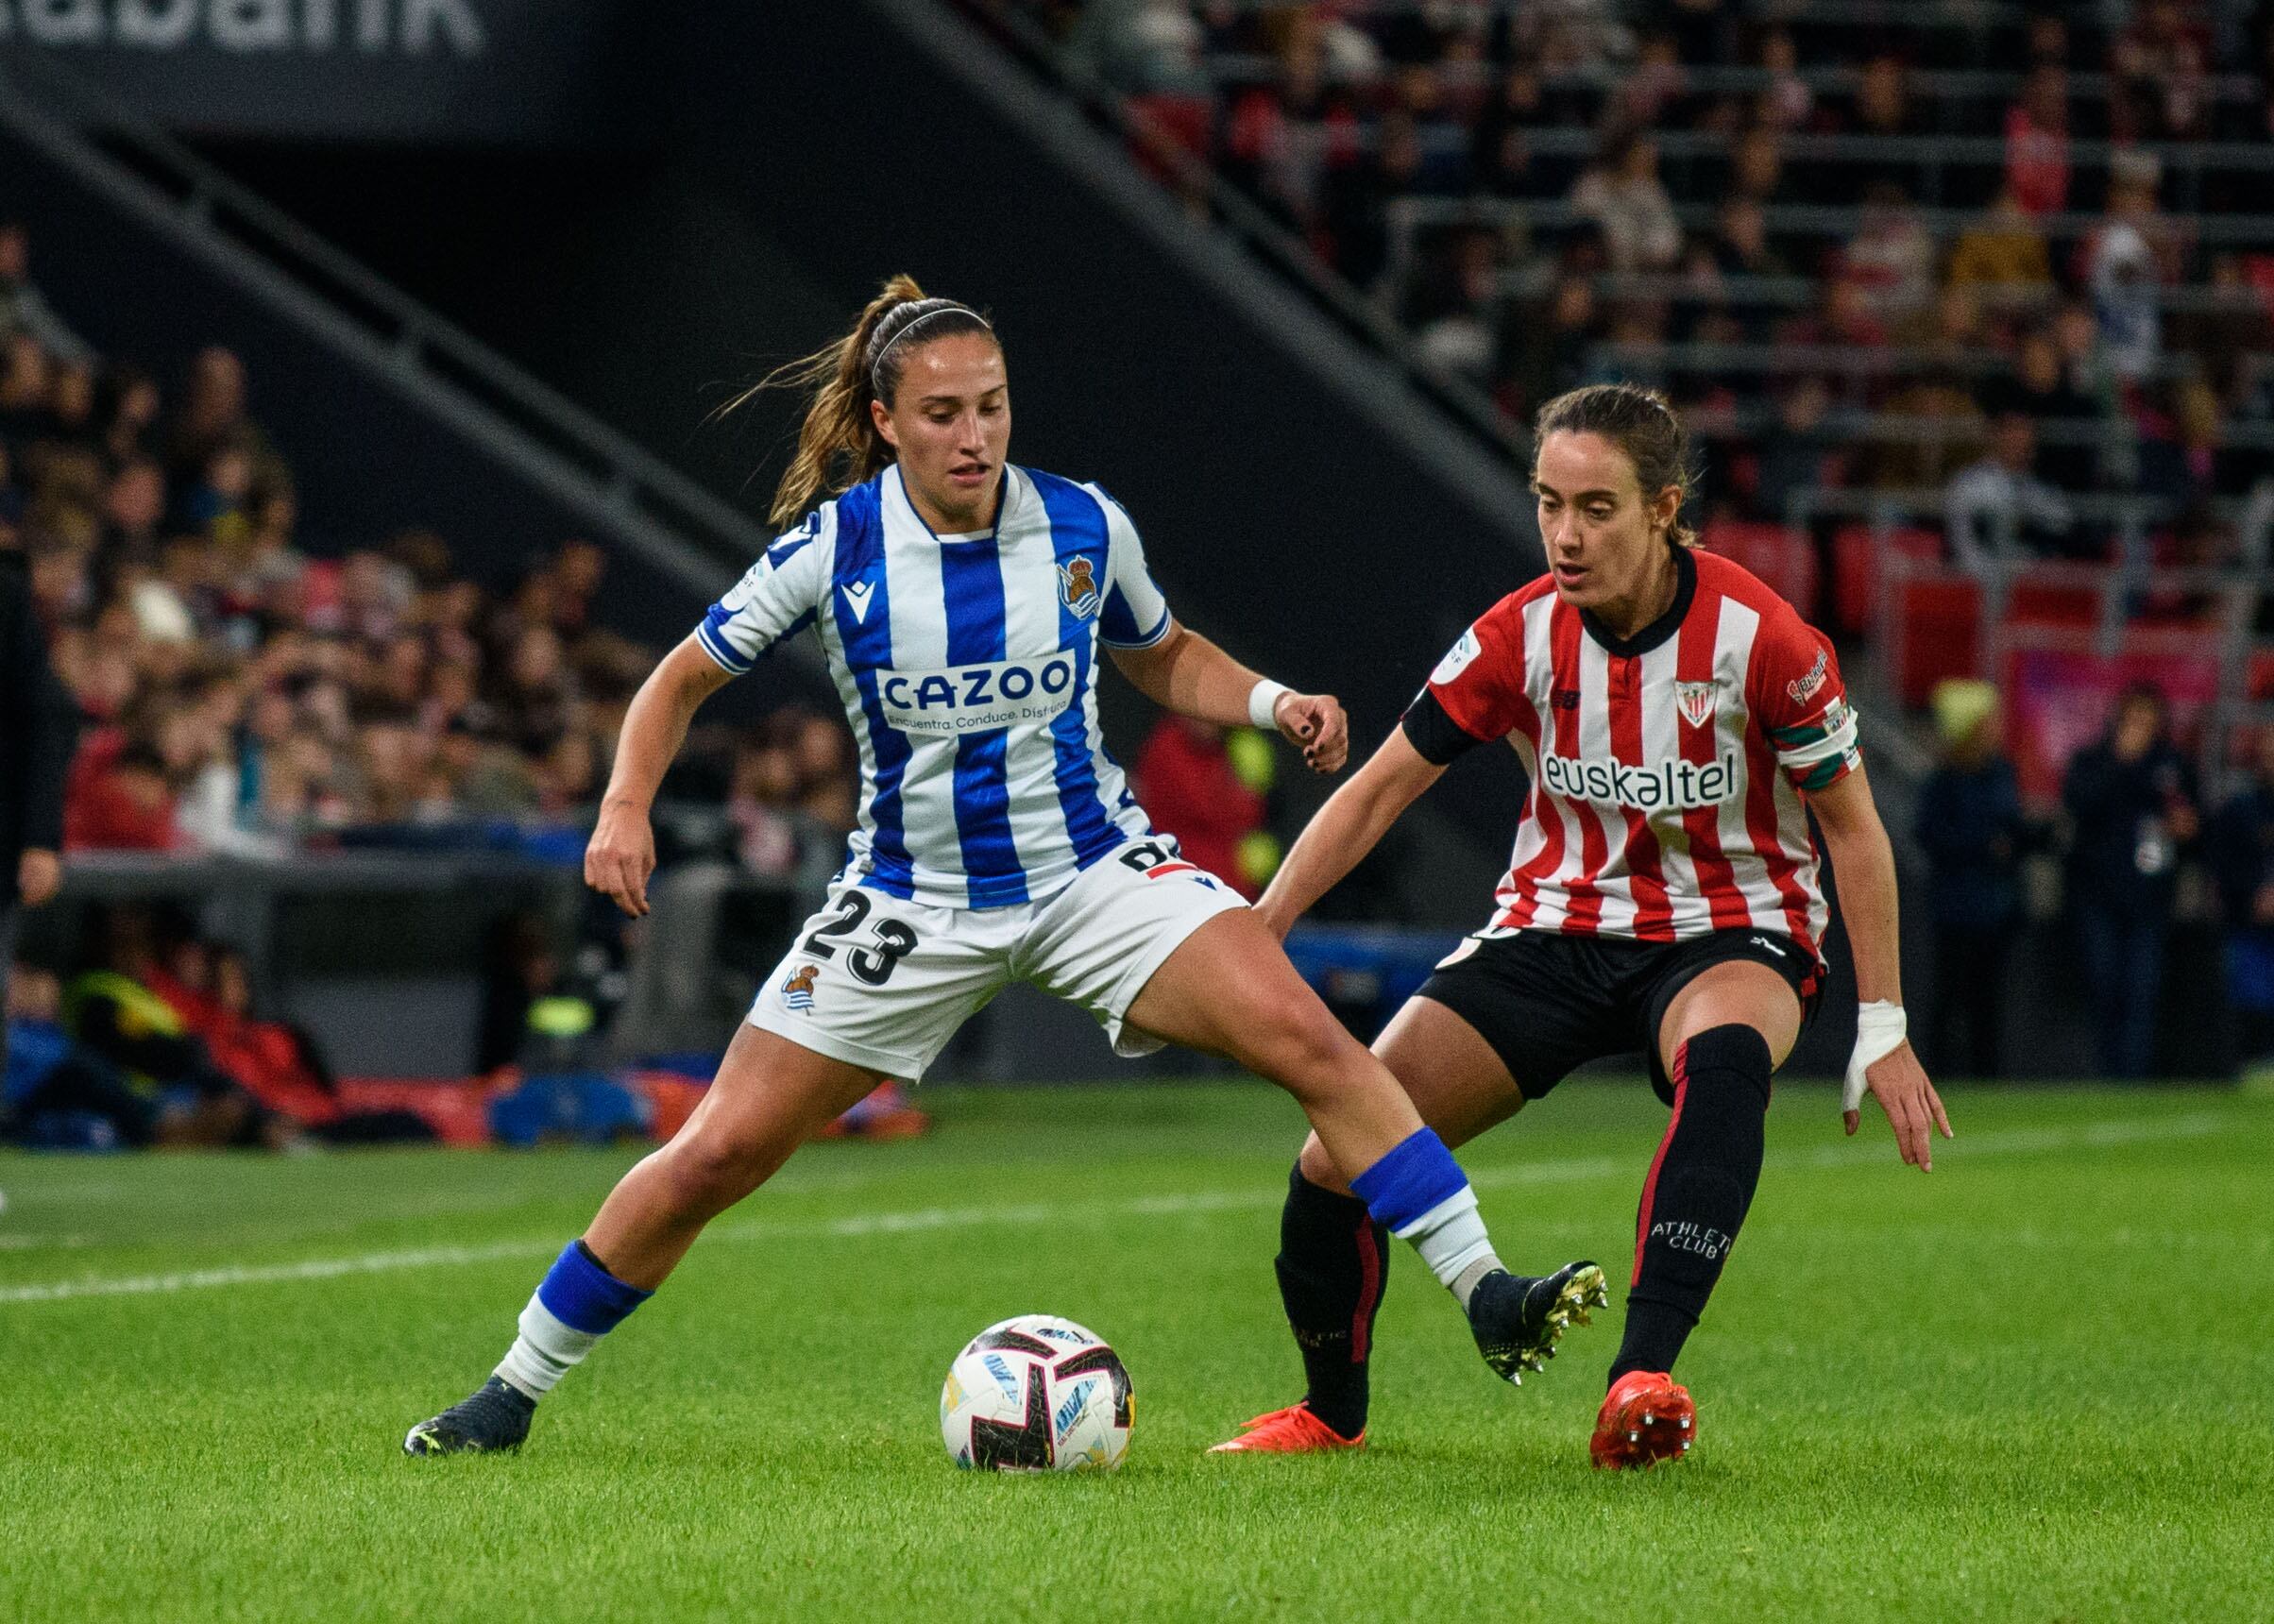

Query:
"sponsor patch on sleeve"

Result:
[[1432, 627, 1483, 686]]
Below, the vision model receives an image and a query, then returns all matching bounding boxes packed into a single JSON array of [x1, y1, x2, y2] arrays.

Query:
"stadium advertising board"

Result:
[[0, 0, 647, 143]]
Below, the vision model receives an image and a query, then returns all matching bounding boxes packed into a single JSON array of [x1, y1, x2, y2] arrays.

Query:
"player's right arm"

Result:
[[586, 636, 736, 918], [589, 516, 833, 917], [1252, 727, 1444, 939]]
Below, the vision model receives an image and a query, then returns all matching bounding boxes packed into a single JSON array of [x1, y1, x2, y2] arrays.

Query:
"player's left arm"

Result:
[[1756, 611, 1952, 1170], [1807, 766, 1954, 1171], [1109, 623, 1347, 774]]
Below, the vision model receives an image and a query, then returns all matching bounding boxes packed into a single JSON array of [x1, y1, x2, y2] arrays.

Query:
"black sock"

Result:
[[1611, 1023, 1772, 1386], [1273, 1163, 1389, 1438]]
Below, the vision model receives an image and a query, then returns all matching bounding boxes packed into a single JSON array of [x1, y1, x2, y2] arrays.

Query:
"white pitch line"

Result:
[[0, 1110, 2229, 1309]]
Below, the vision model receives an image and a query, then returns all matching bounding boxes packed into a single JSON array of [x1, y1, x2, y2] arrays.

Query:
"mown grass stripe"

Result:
[[0, 1111, 2223, 1308]]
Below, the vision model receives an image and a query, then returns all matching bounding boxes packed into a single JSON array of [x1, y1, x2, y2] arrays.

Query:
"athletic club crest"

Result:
[[1058, 557, 1101, 618], [1675, 680, 1718, 729], [781, 964, 819, 1014]]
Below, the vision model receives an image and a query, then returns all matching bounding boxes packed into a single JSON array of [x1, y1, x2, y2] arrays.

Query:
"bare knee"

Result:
[[1240, 1004, 1371, 1098]]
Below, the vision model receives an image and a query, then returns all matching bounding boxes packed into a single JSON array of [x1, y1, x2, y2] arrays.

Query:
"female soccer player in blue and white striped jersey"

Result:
[[405, 279, 1604, 1456]]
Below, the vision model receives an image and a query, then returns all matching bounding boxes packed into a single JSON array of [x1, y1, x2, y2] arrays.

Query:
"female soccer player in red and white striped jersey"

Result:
[[1213, 383, 1951, 1468]]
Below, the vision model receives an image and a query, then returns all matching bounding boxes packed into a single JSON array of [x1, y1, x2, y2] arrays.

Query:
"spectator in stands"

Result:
[[1978, 328, 2105, 492], [2002, 63, 2071, 217], [1945, 412, 2075, 562], [92, 366, 159, 472], [2171, 254, 2274, 405], [1914, 679, 2027, 1076], [2208, 724, 2274, 1069], [1832, 52, 1926, 203], [2062, 682, 2199, 1079], [2112, 0, 2214, 143], [1873, 363, 1982, 492], [1507, 273, 1596, 420], [0, 333, 49, 451], [61, 909, 280, 1146], [1569, 133, 1681, 273], [0, 223, 88, 363], [3, 961, 195, 1150], [1752, 25, 1813, 133], [2138, 379, 2244, 508], [2081, 152, 2176, 383], [1748, 376, 1840, 522], [1948, 183, 2054, 301], [1725, 127, 1784, 209], [1841, 183, 1938, 322]]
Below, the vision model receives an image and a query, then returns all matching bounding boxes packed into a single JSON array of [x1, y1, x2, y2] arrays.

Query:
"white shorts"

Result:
[[746, 837, 1248, 1082]]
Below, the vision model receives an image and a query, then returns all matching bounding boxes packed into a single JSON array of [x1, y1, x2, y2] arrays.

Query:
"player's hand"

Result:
[[1843, 1040, 1953, 1172], [585, 798, 657, 917], [1274, 691, 1349, 774], [16, 848, 61, 908]]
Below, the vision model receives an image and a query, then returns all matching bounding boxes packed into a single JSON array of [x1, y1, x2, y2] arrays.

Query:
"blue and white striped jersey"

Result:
[[695, 464, 1171, 909]]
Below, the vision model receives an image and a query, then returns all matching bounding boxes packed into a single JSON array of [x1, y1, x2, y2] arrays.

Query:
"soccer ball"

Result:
[[939, 1314, 1133, 1472]]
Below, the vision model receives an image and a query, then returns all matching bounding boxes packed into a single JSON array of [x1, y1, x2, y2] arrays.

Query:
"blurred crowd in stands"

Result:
[[994, 0, 2274, 568], [0, 218, 859, 861]]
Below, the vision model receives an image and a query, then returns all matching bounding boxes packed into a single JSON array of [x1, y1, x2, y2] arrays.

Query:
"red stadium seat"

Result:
[[2005, 573, 2104, 629], [1831, 525, 1940, 636], [1892, 573, 1982, 707], [1700, 520, 1816, 610]]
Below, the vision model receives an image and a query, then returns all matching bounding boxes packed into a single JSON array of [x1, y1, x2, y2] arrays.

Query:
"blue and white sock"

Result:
[[1349, 1128, 1503, 1307], [493, 1240, 653, 1400]]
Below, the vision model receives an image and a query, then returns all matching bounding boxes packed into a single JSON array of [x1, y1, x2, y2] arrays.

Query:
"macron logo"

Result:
[[840, 582, 876, 624]]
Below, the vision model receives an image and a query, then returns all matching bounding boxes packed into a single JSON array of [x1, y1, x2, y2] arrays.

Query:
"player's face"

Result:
[[873, 334, 1011, 533], [1531, 431, 1681, 619]]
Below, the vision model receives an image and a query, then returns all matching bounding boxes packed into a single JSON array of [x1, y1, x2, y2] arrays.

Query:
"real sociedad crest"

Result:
[[1675, 680, 1718, 729], [1059, 557, 1101, 618]]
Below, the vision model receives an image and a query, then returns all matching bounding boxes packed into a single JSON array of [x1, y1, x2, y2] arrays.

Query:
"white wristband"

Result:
[[1247, 679, 1292, 731], [1843, 1000, 1908, 1113]]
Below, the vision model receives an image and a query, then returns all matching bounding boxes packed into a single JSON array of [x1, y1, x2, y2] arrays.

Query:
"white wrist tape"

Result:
[[1843, 1000, 1908, 1112], [1248, 679, 1293, 731]]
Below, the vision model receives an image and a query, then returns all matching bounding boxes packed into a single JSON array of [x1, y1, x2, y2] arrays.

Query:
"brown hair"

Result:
[[1533, 382, 1698, 548], [733, 275, 999, 529]]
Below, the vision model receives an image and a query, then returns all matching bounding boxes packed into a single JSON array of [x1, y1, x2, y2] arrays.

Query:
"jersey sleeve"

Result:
[[1749, 602, 1861, 793], [1400, 598, 1529, 765], [693, 507, 833, 676], [1089, 486, 1173, 650]]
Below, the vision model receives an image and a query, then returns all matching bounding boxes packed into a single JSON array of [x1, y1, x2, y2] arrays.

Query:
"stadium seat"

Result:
[[2005, 573, 2105, 630], [1700, 520, 1816, 609], [1891, 573, 1982, 707], [1831, 525, 1941, 637]]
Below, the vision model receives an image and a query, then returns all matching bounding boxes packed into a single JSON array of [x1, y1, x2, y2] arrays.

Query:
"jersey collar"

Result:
[[1579, 544, 1695, 659], [885, 462, 1019, 542]]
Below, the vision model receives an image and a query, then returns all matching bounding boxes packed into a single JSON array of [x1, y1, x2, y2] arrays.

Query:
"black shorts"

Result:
[[1414, 928, 1823, 1107]]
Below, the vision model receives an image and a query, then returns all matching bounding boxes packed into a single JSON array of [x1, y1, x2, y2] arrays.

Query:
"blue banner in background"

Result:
[[0, 0, 651, 144]]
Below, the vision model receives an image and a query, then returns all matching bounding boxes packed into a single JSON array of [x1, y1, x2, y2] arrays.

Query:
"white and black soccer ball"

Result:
[[939, 1314, 1133, 1472]]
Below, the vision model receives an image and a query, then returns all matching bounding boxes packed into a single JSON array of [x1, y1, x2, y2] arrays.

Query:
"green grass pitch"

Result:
[[3, 1079, 2268, 1622]]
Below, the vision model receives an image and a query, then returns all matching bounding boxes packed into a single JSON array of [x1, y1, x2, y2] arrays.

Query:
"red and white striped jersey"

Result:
[[1403, 548, 1859, 957]]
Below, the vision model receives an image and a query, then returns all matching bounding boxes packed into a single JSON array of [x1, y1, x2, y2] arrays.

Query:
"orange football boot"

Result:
[[1208, 1404, 1366, 1454], [1588, 1370, 1695, 1469]]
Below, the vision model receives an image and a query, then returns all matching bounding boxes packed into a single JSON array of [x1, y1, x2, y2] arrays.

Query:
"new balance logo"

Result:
[[841, 581, 876, 623]]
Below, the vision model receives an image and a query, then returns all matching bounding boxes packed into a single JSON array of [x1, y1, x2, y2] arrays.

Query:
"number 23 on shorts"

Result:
[[800, 888, 923, 987]]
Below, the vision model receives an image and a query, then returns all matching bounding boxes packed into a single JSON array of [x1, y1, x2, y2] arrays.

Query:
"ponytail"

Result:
[[730, 274, 998, 530]]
